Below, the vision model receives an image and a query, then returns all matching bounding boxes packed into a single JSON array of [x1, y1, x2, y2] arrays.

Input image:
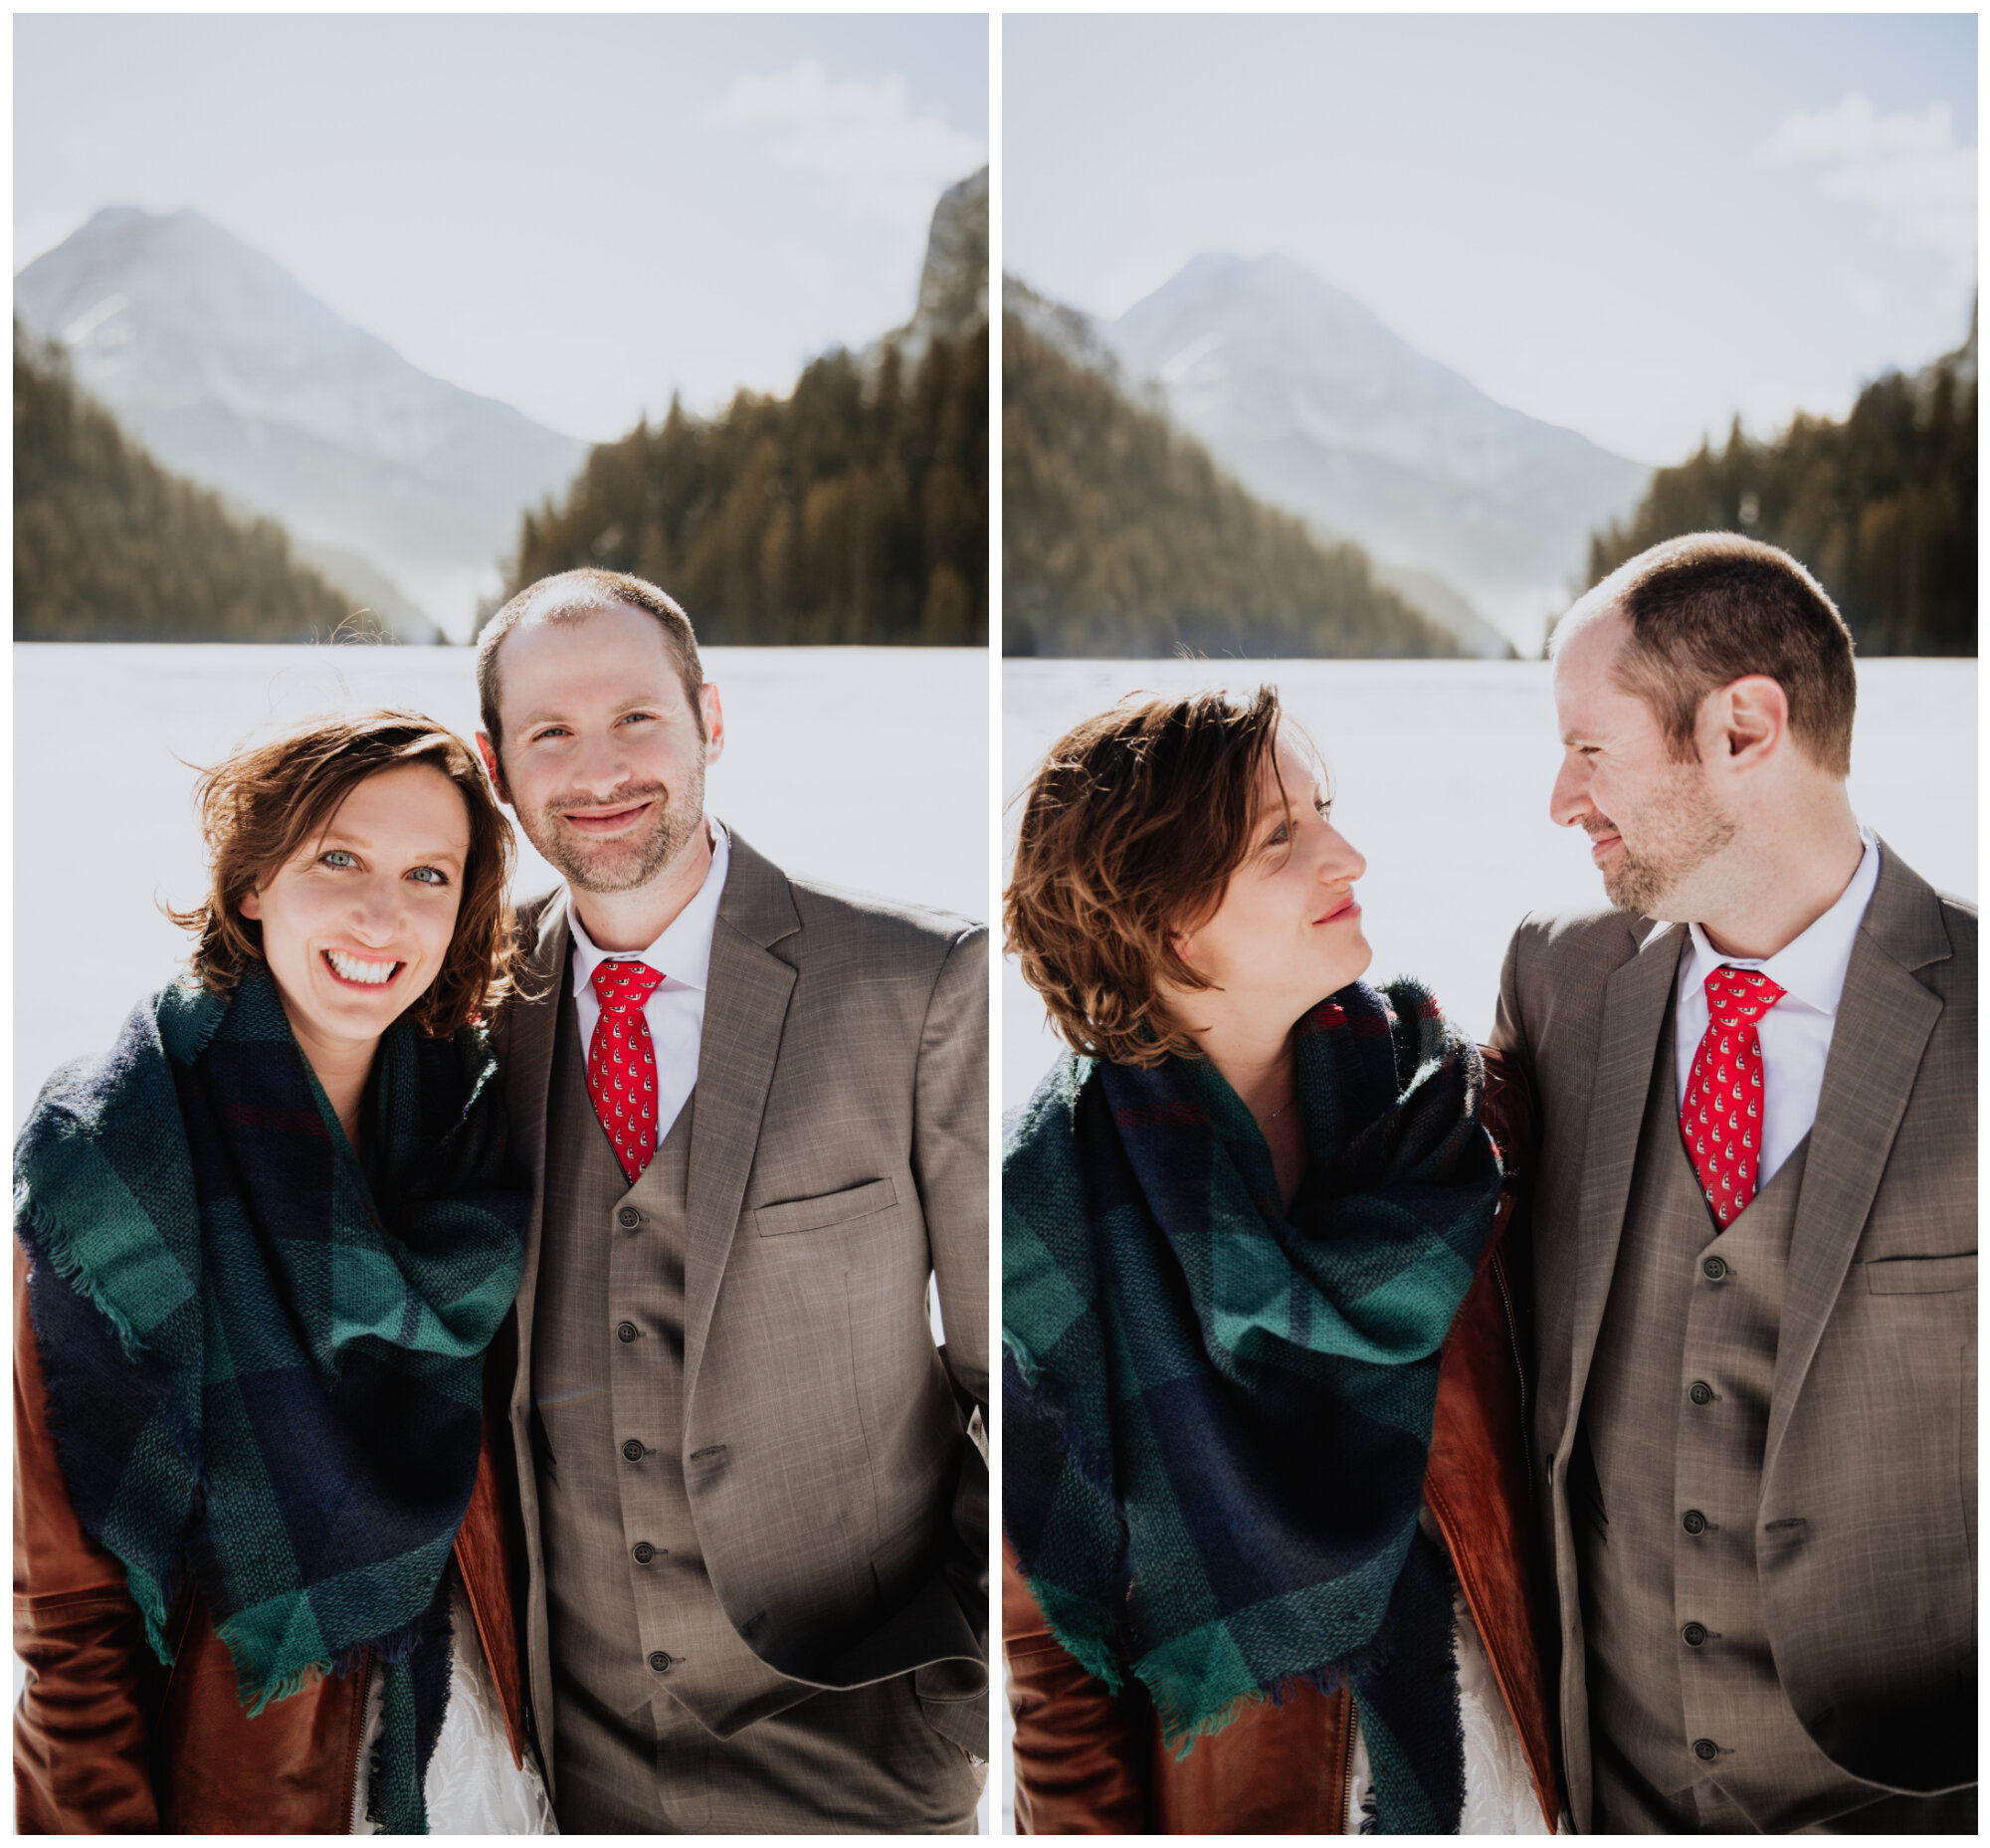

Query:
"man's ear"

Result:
[[700, 684, 725, 766], [476, 731, 512, 804], [1713, 675, 1787, 767]]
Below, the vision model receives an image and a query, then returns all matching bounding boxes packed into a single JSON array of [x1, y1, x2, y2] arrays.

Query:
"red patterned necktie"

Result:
[[587, 960, 666, 1184], [1680, 964, 1786, 1228]]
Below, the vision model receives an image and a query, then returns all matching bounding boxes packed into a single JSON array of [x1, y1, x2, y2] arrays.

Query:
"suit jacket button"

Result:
[[617, 1322, 639, 1343], [649, 1651, 674, 1674], [1683, 1510, 1707, 1535], [618, 1207, 642, 1228], [1693, 1738, 1719, 1761], [622, 1439, 646, 1462], [1682, 1622, 1708, 1648], [633, 1542, 658, 1564], [1689, 1380, 1713, 1405], [1702, 1256, 1727, 1281]]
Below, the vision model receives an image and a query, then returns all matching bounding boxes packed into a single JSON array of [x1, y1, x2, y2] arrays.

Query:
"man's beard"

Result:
[[1598, 763, 1734, 918], [533, 759, 706, 896]]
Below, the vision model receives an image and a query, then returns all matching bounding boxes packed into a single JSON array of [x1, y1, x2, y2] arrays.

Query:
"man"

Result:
[[473, 568, 988, 1832], [1492, 533, 1975, 1832]]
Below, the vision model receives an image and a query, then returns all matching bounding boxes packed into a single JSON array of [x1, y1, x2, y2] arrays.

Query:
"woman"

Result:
[[14, 711, 551, 1834], [1002, 688, 1561, 1834]]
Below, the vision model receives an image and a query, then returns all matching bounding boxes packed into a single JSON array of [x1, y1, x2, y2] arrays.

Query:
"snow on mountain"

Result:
[[15, 208, 587, 640], [1107, 253, 1653, 652]]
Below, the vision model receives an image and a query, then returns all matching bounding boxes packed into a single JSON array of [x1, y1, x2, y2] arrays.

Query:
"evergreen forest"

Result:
[[1002, 313, 1459, 659], [14, 324, 363, 642], [497, 328, 987, 646], [1586, 317, 1976, 655]]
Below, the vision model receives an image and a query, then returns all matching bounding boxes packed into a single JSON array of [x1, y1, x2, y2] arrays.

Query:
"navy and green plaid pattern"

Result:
[[1004, 978, 1500, 1832], [15, 965, 526, 1833]]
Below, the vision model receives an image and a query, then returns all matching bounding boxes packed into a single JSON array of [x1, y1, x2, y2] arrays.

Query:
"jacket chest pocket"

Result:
[[754, 1176, 898, 1238]]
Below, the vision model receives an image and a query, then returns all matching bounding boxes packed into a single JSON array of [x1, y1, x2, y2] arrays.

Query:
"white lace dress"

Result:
[[1343, 1507, 1553, 1834], [354, 1566, 557, 1834]]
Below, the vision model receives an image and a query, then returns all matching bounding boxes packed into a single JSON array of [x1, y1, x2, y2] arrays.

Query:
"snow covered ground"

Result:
[[15, 643, 990, 1122]]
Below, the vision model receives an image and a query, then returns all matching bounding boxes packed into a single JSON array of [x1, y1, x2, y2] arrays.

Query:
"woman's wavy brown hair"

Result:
[[166, 710, 518, 1036], [1005, 686, 1312, 1067]]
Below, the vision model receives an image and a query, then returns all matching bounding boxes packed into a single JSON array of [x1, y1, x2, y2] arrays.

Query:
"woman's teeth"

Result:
[[325, 949, 398, 986]]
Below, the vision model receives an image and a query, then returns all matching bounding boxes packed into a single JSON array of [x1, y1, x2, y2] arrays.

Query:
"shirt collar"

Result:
[[1684, 825, 1879, 1017], [567, 818, 730, 998]]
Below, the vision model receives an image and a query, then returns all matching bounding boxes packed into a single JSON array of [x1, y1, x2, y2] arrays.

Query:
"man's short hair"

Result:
[[476, 568, 704, 749], [1573, 533, 1857, 777], [1004, 686, 1318, 1067]]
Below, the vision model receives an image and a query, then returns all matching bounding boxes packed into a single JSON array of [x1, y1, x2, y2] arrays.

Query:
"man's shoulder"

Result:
[[1505, 902, 1649, 979], [779, 874, 986, 986]]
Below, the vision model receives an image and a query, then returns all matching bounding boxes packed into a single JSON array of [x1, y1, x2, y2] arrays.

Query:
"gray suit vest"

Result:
[[532, 980, 812, 1798], [1576, 998, 1886, 1831]]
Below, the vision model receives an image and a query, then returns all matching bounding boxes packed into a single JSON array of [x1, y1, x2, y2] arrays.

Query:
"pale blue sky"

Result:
[[17, 14, 989, 442], [1006, 15, 1975, 465]]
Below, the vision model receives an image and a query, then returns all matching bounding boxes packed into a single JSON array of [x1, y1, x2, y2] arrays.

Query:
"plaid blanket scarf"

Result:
[[1004, 978, 1500, 1833], [14, 964, 526, 1834]]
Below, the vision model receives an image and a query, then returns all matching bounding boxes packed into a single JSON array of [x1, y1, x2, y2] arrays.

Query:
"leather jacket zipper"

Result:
[[1341, 1693, 1358, 1833], [344, 1649, 375, 1833], [1491, 1247, 1531, 1482]]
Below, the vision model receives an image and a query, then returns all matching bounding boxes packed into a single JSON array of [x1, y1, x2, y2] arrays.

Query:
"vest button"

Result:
[[1693, 1738, 1718, 1762], [617, 1322, 639, 1343], [621, 1439, 645, 1462], [632, 1542, 658, 1564], [1689, 1380, 1714, 1405], [1683, 1509, 1707, 1535], [618, 1207, 641, 1228], [649, 1651, 674, 1674], [1682, 1622, 1708, 1648], [1702, 1256, 1727, 1281]]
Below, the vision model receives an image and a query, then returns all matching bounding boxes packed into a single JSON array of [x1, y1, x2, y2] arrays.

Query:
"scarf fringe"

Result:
[[1144, 1660, 1349, 1761], [20, 1200, 147, 1366], [221, 1609, 433, 1719]]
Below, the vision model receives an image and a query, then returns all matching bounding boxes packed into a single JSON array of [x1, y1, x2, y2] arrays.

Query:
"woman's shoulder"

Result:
[[1002, 1052, 1096, 1173]]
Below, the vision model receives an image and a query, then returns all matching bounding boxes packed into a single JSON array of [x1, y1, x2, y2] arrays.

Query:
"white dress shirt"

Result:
[[566, 820, 730, 1145], [1673, 826, 1880, 1189]]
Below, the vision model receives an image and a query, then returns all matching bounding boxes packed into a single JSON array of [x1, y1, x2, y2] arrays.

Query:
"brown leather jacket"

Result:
[[1003, 1046, 1562, 1833], [13, 1245, 531, 1833]]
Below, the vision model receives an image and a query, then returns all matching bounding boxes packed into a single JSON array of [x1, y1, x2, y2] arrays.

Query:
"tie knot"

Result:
[[592, 959, 665, 1010], [1704, 963, 1785, 1021]]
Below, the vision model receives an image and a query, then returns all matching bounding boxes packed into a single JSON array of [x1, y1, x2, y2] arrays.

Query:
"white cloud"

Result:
[[701, 61, 987, 225], [1758, 94, 1975, 270]]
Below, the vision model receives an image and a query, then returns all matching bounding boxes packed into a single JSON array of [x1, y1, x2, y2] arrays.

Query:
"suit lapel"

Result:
[[1565, 917, 1687, 1442], [1764, 842, 1951, 1481], [683, 831, 800, 1397], [507, 897, 569, 1376]]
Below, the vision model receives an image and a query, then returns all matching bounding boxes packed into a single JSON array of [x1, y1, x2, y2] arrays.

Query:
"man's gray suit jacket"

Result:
[[490, 828, 990, 1793], [1492, 838, 1976, 1828]]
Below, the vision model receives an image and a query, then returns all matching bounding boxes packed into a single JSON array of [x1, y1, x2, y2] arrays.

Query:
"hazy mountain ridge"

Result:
[[1006, 270, 1511, 659], [14, 322, 370, 643], [1003, 308, 1461, 660], [15, 207, 588, 639], [1104, 252, 1652, 652]]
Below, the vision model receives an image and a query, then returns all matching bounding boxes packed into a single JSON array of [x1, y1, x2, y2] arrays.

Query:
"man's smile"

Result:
[[561, 800, 656, 836]]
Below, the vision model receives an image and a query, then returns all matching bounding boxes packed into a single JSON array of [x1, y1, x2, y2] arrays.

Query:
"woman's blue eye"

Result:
[[407, 866, 449, 887], [321, 849, 358, 869]]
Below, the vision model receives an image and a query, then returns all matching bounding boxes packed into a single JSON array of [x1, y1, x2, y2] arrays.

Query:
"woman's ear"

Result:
[[239, 890, 262, 921]]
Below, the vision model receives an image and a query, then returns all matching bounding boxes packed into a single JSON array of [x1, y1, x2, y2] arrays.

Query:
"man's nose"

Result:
[[571, 730, 632, 793], [1548, 756, 1590, 829]]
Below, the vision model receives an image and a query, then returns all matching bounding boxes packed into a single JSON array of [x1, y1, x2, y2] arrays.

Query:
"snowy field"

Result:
[[15, 644, 990, 1124], [1002, 657, 1977, 1111]]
